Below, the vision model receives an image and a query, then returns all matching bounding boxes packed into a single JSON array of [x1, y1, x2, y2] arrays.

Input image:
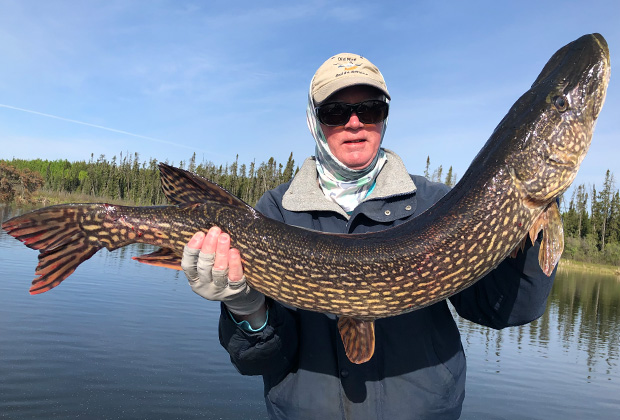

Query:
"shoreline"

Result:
[[4, 192, 620, 277], [558, 258, 620, 276]]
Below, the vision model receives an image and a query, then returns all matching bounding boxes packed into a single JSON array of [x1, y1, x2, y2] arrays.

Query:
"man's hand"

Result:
[[181, 227, 266, 320]]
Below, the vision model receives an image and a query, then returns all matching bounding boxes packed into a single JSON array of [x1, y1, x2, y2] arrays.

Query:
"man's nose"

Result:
[[345, 112, 363, 128]]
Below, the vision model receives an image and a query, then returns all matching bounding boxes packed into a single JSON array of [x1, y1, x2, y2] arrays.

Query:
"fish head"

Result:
[[509, 33, 610, 208]]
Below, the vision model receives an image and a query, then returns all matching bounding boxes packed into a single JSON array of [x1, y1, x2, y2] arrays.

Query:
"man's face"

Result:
[[320, 86, 385, 170]]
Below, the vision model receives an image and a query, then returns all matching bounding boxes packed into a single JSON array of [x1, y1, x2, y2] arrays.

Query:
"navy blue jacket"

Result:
[[218, 153, 555, 420]]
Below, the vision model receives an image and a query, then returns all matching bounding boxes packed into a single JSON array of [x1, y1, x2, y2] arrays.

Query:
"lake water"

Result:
[[1, 205, 619, 419]]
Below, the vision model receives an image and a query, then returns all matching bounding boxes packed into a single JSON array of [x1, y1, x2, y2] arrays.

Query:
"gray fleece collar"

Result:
[[281, 149, 416, 217]]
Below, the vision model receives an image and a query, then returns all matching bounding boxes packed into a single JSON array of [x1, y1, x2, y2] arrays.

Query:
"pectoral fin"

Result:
[[509, 237, 528, 258], [337, 317, 375, 364], [529, 201, 564, 276], [132, 247, 183, 270]]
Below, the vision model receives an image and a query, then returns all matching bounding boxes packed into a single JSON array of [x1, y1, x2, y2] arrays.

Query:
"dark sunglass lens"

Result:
[[318, 103, 350, 126], [357, 101, 388, 124]]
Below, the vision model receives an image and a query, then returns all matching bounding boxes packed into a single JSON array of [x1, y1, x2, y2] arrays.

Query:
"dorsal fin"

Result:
[[158, 163, 250, 208]]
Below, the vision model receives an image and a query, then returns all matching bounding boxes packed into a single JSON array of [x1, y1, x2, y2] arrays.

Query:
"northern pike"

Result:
[[2, 33, 610, 364]]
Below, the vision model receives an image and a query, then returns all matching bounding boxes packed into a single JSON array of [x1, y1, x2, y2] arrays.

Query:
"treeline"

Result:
[[422, 155, 619, 266], [1, 153, 618, 266], [562, 169, 620, 266], [423, 156, 458, 187], [0, 152, 297, 206]]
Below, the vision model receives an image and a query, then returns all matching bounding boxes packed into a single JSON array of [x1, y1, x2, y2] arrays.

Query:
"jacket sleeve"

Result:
[[449, 234, 556, 329], [218, 189, 300, 376]]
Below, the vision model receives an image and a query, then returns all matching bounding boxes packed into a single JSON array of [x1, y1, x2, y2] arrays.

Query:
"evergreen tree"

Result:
[[444, 166, 456, 187], [597, 170, 615, 252]]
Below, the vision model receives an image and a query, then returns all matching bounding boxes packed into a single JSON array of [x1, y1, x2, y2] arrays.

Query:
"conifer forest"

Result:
[[1, 152, 618, 267]]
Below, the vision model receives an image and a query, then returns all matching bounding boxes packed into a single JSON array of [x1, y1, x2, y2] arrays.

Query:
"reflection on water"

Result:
[[1, 204, 619, 419], [457, 268, 620, 372], [455, 267, 620, 420], [0, 205, 267, 420]]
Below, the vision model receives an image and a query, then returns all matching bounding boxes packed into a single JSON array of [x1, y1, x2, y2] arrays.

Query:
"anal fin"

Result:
[[337, 317, 375, 364], [132, 247, 183, 270]]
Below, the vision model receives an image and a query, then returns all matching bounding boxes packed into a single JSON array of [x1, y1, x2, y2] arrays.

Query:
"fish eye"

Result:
[[553, 95, 568, 112]]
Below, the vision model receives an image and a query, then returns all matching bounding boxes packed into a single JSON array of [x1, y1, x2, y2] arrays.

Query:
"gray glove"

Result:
[[181, 245, 265, 316]]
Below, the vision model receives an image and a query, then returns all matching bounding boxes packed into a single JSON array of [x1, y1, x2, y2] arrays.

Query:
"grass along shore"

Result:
[[558, 258, 620, 276], [32, 189, 140, 207]]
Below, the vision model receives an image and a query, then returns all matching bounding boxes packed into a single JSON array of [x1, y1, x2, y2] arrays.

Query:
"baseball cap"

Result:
[[311, 53, 390, 104]]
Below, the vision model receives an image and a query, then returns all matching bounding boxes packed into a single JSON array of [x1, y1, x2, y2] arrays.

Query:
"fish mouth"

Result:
[[533, 33, 610, 120]]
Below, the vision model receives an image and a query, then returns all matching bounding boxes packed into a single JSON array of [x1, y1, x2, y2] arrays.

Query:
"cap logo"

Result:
[[336, 60, 359, 71], [332, 58, 370, 78]]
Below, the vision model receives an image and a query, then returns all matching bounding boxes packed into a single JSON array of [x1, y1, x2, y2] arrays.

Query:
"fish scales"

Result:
[[1, 34, 611, 362]]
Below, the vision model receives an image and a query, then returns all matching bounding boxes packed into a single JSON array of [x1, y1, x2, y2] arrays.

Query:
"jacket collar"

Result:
[[282, 149, 416, 217]]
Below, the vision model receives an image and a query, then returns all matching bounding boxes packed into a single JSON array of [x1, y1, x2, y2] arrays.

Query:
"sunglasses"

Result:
[[315, 99, 389, 126]]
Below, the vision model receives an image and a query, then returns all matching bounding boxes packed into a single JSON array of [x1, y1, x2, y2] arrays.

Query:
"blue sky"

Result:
[[1, 0, 618, 197]]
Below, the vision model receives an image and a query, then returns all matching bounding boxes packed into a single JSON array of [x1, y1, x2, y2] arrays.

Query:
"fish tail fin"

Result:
[[2, 204, 107, 294], [31, 236, 101, 294]]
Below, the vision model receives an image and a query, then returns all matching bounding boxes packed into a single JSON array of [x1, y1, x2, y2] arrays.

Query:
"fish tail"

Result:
[[2, 204, 107, 294]]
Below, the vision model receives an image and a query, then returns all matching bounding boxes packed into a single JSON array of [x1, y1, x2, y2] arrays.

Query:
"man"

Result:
[[181, 53, 555, 419]]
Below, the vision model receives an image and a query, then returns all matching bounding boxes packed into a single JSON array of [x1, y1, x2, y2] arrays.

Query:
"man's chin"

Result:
[[341, 157, 373, 170]]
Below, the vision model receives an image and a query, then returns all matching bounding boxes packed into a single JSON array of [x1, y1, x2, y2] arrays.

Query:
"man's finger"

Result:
[[187, 231, 205, 249], [228, 248, 244, 282], [214, 233, 230, 270], [202, 226, 221, 254]]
